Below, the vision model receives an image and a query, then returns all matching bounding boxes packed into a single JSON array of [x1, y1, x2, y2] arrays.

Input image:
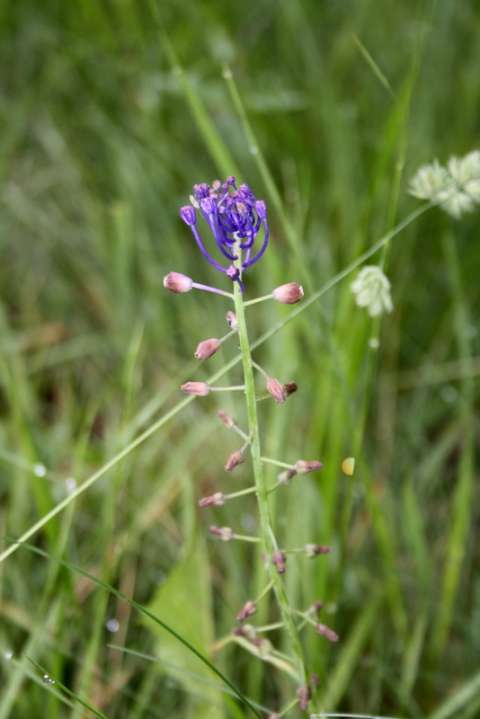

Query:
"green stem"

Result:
[[233, 278, 307, 687]]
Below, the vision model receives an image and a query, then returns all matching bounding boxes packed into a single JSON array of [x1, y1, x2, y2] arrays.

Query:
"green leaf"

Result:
[[145, 534, 224, 719]]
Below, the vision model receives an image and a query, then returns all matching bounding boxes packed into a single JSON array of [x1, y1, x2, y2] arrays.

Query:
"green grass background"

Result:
[[0, 1, 479, 717]]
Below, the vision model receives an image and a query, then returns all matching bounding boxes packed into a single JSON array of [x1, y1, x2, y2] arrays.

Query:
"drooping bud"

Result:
[[217, 410, 235, 428], [236, 600, 257, 622], [181, 381, 210, 396], [224, 450, 245, 472], [272, 282, 304, 305], [163, 272, 193, 294], [209, 525, 233, 541], [341, 457, 356, 476], [179, 205, 197, 226], [198, 492, 224, 508], [315, 622, 339, 642], [194, 338, 221, 360], [296, 684, 311, 712], [267, 714, 281, 719], [312, 600, 324, 612], [266, 377, 287, 403], [305, 543, 331, 557], [226, 311, 238, 330], [284, 381, 298, 396], [295, 459, 323, 474], [271, 550, 287, 574], [278, 468, 297, 484]]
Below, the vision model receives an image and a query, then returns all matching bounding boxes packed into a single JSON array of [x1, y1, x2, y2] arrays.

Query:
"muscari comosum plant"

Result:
[[163, 152, 480, 717], [164, 177, 338, 717]]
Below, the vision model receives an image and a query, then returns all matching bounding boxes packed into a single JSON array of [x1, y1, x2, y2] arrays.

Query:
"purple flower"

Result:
[[180, 177, 269, 288]]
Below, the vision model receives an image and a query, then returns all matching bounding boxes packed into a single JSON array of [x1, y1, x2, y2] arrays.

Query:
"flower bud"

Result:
[[224, 450, 245, 472], [226, 311, 238, 330], [163, 272, 193, 294], [284, 381, 298, 396], [315, 622, 339, 642], [266, 377, 287, 403], [295, 459, 323, 474], [198, 492, 225, 509], [271, 550, 287, 574], [312, 600, 324, 612], [226, 265, 240, 281], [179, 205, 196, 226], [209, 525, 233, 541], [217, 410, 235, 428], [194, 338, 221, 360], [236, 600, 257, 622], [198, 492, 224, 508], [181, 381, 210, 396], [305, 543, 331, 557], [272, 282, 304, 305], [296, 685, 311, 711]]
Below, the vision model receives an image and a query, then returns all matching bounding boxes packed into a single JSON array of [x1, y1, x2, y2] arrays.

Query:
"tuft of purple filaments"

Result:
[[180, 177, 269, 289]]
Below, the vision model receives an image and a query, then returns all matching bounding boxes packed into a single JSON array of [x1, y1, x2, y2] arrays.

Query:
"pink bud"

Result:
[[198, 492, 224, 508], [312, 600, 324, 612], [224, 450, 244, 472], [315, 623, 339, 642], [305, 543, 331, 557], [194, 338, 221, 360], [271, 550, 287, 574], [226, 310, 238, 330], [273, 282, 304, 304], [295, 459, 323, 474], [163, 272, 193, 294], [266, 377, 287, 403], [236, 600, 257, 622], [181, 381, 210, 396], [209, 525, 233, 541], [217, 410, 235, 428], [296, 685, 311, 711]]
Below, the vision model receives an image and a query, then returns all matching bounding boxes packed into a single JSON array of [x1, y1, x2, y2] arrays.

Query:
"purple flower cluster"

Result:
[[180, 176, 269, 287]]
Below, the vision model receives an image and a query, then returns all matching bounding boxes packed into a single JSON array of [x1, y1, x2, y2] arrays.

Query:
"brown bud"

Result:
[[217, 409, 235, 428], [315, 622, 339, 642], [226, 310, 238, 330], [295, 459, 323, 474], [312, 600, 325, 612], [296, 684, 311, 711], [273, 282, 304, 304], [278, 468, 297, 484], [236, 600, 257, 622], [284, 381, 298, 396], [310, 672, 320, 689], [266, 377, 287, 403], [209, 525, 233, 541], [194, 338, 221, 360], [163, 272, 193, 293], [224, 450, 244, 472], [198, 492, 224, 508], [181, 381, 210, 396], [305, 543, 331, 557], [271, 550, 287, 574]]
